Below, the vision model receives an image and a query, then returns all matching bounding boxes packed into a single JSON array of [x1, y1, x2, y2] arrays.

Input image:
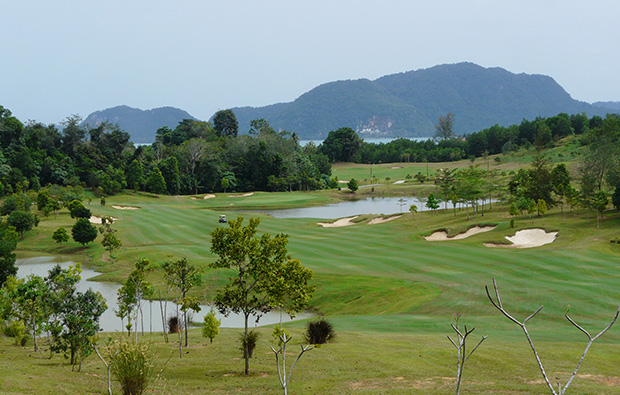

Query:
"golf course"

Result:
[[3, 146, 620, 394]]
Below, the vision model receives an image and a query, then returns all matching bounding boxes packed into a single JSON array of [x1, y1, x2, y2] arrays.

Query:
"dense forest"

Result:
[[0, 106, 334, 198]]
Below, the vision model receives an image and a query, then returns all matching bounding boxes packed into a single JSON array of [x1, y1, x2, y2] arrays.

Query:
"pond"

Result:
[[16, 256, 311, 333], [243, 196, 432, 219]]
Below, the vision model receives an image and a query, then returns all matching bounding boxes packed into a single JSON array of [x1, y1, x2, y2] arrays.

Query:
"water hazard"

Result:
[[16, 256, 311, 333]]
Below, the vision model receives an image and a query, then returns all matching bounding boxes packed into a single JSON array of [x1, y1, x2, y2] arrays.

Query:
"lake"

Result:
[[16, 256, 311, 333], [300, 137, 431, 146], [242, 196, 429, 219]]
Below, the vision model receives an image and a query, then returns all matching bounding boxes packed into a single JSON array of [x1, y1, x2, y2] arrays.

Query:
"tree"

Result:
[[435, 113, 455, 141], [162, 257, 202, 348], [7, 210, 35, 237], [14, 274, 50, 352], [347, 178, 358, 192], [72, 218, 98, 246], [52, 227, 69, 245], [67, 200, 91, 219], [319, 127, 363, 162], [536, 199, 547, 216], [119, 258, 155, 340], [425, 193, 440, 213], [593, 190, 608, 228], [202, 309, 221, 344], [46, 264, 107, 369], [210, 217, 315, 375], [0, 223, 18, 286], [125, 159, 144, 191], [213, 109, 239, 137], [221, 177, 230, 193], [102, 230, 122, 257], [146, 167, 166, 194]]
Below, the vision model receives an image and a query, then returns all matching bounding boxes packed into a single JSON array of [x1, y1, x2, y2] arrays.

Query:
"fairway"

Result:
[[10, 180, 620, 393]]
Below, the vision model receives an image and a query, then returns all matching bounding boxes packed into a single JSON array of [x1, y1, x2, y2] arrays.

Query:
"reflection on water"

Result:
[[244, 196, 430, 219], [16, 256, 311, 333]]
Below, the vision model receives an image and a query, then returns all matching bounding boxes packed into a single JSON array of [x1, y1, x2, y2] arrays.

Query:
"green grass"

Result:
[[3, 326, 620, 394], [8, 146, 620, 392]]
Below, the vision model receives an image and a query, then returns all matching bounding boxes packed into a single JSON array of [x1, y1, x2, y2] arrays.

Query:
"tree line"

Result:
[[0, 106, 333, 198], [318, 112, 614, 165]]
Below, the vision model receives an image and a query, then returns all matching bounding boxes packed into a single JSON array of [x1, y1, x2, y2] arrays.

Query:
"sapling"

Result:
[[447, 313, 487, 395], [271, 333, 312, 395], [486, 277, 620, 395]]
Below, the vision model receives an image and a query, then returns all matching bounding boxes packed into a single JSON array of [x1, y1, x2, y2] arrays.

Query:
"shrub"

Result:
[[110, 340, 155, 395], [168, 316, 179, 334], [3, 320, 29, 346], [239, 330, 260, 358], [304, 318, 336, 344]]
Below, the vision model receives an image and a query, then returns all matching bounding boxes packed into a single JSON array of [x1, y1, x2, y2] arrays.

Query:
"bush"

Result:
[[304, 318, 336, 344], [239, 330, 260, 358], [168, 316, 179, 334], [110, 340, 155, 395], [3, 320, 29, 346]]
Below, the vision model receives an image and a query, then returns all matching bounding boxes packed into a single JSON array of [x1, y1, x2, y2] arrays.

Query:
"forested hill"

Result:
[[230, 62, 605, 139], [82, 105, 196, 144]]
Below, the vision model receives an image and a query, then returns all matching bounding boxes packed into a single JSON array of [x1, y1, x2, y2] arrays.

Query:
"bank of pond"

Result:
[[16, 256, 311, 333]]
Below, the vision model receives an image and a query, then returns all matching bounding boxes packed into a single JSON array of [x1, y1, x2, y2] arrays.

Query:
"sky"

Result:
[[2, 0, 619, 125]]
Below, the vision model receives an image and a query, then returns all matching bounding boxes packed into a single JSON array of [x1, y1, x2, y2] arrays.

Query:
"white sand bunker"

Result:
[[393, 180, 405, 184], [231, 192, 254, 197], [425, 226, 496, 241], [112, 205, 139, 210], [486, 229, 558, 249], [89, 216, 118, 224], [317, 216, 358, 227], [190, 194, 216, 200], [368, 215, 402, 225]]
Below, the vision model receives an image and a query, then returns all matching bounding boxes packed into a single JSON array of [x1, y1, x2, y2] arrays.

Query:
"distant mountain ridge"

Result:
[[82, 105, 196, 144], [231, 62, 606, 139], [84, 63, 614, 143]]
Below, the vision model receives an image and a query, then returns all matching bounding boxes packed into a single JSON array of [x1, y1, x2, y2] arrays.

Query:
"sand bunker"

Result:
[[393, 180, 405, 184], [317, 216, 358, 227], [231, 192, 254, 197], [368, 215, 402, 225], [112, 205, 139, 210], [203, 194, 216, 199], [485, 228, 558, 249], [425, 226, 496, 241], [89, 216, 118, 224]]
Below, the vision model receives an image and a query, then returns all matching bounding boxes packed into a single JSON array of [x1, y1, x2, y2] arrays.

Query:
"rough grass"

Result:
[[3, 326, 620, 394]]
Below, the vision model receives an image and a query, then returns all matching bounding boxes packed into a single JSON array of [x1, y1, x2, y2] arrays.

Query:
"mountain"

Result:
[[592, 101, 620, 111], [82, 105, 196, 144], [228, 62, 607, 139]]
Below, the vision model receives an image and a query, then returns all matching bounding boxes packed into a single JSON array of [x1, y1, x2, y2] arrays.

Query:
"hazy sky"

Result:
[[2, 0, 619, 125]]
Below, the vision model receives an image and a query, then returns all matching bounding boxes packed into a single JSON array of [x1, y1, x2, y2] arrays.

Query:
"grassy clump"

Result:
[[110, 339, 155, 395]]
